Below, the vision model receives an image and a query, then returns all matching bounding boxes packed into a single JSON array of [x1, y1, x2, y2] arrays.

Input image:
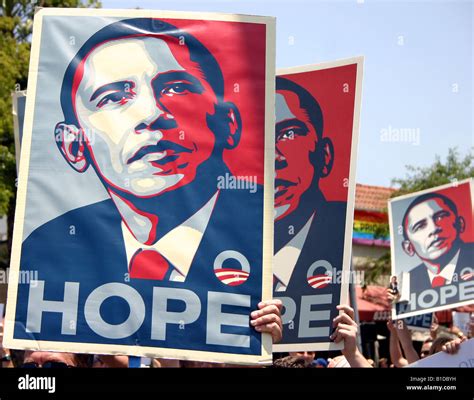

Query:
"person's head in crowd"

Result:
[[0, 319, 11, 368], [312, 358, 328, 368], [327, 355, 350, 368], [92, 354, 129, 368], [420, 338, 433, 358], [272, 355, 308, 368], [428, 335, 455, 356], [6, 349, 25, 368], [152, 358, 181, 368], [0, 351, 12, 368], [289, 351, 315, 367], [180, 360, 225, 368], [21, 351, 93, 368]]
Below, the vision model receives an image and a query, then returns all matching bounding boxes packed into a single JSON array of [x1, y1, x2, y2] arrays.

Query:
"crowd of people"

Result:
[[0, 293, 469, 368]]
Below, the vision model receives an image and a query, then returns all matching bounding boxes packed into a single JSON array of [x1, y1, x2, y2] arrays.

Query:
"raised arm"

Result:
[[394, 319, 419, 364], [331, 304, 372, 368], [387, 320, 408, 367]]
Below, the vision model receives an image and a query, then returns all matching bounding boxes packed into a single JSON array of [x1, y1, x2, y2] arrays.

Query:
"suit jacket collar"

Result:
[[274, 213, 315, 291], [122, 191, 219, 281], [425, 249, 460, 284]]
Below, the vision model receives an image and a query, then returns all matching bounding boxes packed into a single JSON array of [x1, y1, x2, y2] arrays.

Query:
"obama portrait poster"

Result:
[[389, 179, 474, 319], [4, 8, 276, 365], [273, 58, 363, 351]]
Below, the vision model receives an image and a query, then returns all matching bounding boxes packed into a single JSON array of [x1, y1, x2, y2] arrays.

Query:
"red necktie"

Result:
[[431, 276, 446, 288], [130, 249, 170, 280]]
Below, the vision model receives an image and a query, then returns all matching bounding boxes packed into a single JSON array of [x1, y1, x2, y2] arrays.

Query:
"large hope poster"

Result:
[[4, 8, 276, 365]]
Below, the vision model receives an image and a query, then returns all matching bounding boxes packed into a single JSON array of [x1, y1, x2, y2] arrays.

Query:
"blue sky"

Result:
[[103, 0, 473, 187]]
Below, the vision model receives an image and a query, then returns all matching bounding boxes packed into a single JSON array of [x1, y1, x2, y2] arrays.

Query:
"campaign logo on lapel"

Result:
[[307, 260, 332, 289], [214, 250, 250, 286], [460, 267, 474, 281]]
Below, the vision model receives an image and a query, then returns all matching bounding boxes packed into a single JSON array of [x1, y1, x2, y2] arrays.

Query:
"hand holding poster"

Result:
[[389, 179, 474, 319], [4, 8, 275, 365], [273, 57, 364, 351]]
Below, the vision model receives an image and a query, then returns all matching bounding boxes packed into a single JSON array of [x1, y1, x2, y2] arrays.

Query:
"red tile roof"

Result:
[[355, 184, 396, 212]]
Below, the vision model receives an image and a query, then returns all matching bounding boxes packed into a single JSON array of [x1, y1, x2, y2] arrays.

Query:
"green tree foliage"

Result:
[[361, 252, 391, 286], [391, 148, 474, 197], [0, 16, 29, 216], [0, 0, 100, 264], [2, 1, 101, 41]]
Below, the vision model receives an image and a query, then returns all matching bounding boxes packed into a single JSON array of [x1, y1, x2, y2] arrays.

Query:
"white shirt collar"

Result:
[[274, 213, 315, 292], [426, 249, 460, 284], [122, 191, 219, 282]]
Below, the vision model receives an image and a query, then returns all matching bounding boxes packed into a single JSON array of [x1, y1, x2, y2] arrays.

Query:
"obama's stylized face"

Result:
[[57, 34, 240, 197], [274, 84, 333, 221], [402, 197, 464, 262], [274, 90, 318, 220]]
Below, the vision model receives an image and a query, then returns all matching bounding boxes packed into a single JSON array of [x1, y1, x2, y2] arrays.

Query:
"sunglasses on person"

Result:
[[21, 361, 75, 368]]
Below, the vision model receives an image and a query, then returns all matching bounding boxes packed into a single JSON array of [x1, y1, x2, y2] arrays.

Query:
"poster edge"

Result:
[[35, 7, 276, 24]]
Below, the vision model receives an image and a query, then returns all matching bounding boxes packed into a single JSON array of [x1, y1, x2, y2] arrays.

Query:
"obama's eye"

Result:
[[281, 130, 295, 140], [96, 90, 136, 108], [433, 210, 450, 223], [161, 81, 199, 97], [412, 220, 427, 233], [277, 126, 306, 142], [91, 81, 136, 109]]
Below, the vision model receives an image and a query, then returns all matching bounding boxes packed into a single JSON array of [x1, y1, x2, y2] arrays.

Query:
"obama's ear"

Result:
[[455, 216, 465, 234], [320, 138, 334, 178], [402, 240, 416, 257], [208, 101, 242, 150], [54, 122, 89, 172], [312, 137, 334, 178], [223, 102, 242, 149]]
